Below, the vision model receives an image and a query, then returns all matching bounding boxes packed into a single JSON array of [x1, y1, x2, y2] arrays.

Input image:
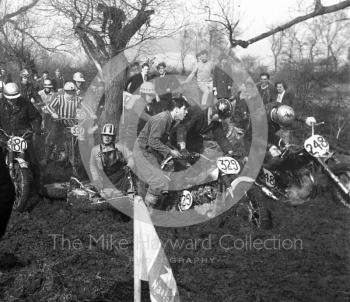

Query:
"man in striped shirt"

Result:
[[42, 82, 95, 166]]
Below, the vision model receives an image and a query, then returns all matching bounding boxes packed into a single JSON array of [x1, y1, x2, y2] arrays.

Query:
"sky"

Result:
[[132, 0, 350, 69]]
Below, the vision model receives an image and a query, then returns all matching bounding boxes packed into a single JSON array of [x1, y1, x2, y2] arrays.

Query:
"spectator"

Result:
[[52, 68, 65, 92], [256, 72, 276, 105], [275, 80, 294, 106], [213, 53, 233, 99], [125, 62, 150, 94], [0, 66, 12, 84], [18, 69, 41, 105], [182, 50, 214, 107], [73, 72, 86, 97], [35, 71, 50, 91], [120, 81, 162, 150], [128, 61, 140, 77], [154, 62, 181, 110]]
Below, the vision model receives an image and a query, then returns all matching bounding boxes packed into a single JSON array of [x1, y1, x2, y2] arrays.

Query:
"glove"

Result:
[[52, 113, 59, 119], [305, 116, 316, 127], [180, 148, 191, 159], [269, 145, 282, 157], [170, 149, 182, 159]]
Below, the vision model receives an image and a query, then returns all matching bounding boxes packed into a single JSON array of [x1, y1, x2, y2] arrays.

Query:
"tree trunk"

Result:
[[100, 53, 129, 131]]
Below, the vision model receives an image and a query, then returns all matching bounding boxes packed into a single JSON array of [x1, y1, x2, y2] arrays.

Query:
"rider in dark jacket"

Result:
[[0, 83, 43, 197], [175, 99, 240, 155]]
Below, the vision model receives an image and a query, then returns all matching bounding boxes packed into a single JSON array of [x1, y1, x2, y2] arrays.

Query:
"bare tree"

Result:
[[50, 0, 183, 126], [270, 31, 285, 72], [180, 27, 193, 74], [230, 0, 350, 48]]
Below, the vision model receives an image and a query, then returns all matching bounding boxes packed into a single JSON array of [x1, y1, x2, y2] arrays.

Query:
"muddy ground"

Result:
[[0, 181, 349, 302]]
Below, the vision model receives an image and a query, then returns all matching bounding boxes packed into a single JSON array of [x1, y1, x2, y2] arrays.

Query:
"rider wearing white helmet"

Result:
[[42, 81, 95, 166], [73, 72, 85, 97], [0, 82, 42, 197], [89, 123, 134, 192], [264, 102, 316, 149]]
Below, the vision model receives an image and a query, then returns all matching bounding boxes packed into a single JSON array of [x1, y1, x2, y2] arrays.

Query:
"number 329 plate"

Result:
[[217, 156, 241, 175], [304, 135, 329, 157]]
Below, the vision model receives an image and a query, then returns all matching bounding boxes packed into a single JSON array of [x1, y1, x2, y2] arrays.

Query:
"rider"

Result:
[[42, 82, 80, 165], [258, 102, 316, 168], [175, 98, 241, 161], [0, 83, 43, 198], [73, 72, 86, 97], [89, 124, 134, 193], [134, 97, 189, 209]]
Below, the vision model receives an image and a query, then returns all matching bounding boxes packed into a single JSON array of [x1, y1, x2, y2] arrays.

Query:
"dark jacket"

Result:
[[176, 105, 232, 154], [19, 82, 41, 104], [137, 111, 174, 159], [125, 73, 145, 94], [213, 66, 233, 99], [120, 97, 163, 150], [257, 83, 276, 105], [154, 73, 180, 97], [275, 91, 294, 106], [0, 147, 15, 238], [52, 76, 65, 92], [0, 97, 42, 135]]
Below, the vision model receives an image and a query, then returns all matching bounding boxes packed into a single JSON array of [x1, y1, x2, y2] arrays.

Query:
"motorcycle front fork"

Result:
[[315, 157, 350, 198]]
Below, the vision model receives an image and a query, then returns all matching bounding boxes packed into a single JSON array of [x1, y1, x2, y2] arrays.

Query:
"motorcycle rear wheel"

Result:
[[331, 163, 350, 208], [12, 164, 31, 212]]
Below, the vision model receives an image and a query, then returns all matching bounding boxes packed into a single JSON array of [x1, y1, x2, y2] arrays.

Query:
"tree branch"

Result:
[[0, 0, 40, 26], [232, 0, 350, 48]]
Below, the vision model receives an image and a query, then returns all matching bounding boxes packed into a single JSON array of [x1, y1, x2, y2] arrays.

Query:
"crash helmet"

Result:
[[3, 82, 21, 99], [43, 79, 53, 88], [20, 69, 30, 78], [215, 98, 233, 119], [271, 104, 295, 126], [101, 123, 116, 136], [63, 81, 76, 91], [139, 81, 155, 94], [73, 72, 85, 82]]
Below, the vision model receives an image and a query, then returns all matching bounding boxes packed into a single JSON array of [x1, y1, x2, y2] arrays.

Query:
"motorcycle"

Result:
[[248, 122, 350, 224], [0, 128, 33, 211], [44, 114, 86, 178], [160, 151, 242, 214]]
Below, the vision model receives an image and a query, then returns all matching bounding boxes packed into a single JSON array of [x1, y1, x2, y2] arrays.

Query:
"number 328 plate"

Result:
[[304, 135, 329, 157]]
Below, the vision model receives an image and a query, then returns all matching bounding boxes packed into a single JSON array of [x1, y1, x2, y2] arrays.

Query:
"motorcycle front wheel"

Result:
[[331, 163, 350, 209], [12, 164, 32, 212]]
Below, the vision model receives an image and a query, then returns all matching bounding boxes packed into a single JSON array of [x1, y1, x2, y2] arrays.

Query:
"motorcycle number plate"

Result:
[[178, 190, 193, 212], [304, 135, 329, 158], [217, 157, 241, 175], [262, 168, 276, 188], [70, 125, 85, 137], [76, 109, 87, 121], [7, 137, 27, 152]]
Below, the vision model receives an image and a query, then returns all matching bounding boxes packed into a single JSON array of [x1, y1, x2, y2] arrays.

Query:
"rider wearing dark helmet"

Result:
[[175, 98, 240, 157]]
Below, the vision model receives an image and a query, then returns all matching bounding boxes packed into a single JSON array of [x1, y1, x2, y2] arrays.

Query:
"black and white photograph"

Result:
[[0, 0, 350, 301]]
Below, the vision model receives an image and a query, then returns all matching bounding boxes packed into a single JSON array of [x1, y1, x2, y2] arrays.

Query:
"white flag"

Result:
[[134, 197, 180, 302]]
